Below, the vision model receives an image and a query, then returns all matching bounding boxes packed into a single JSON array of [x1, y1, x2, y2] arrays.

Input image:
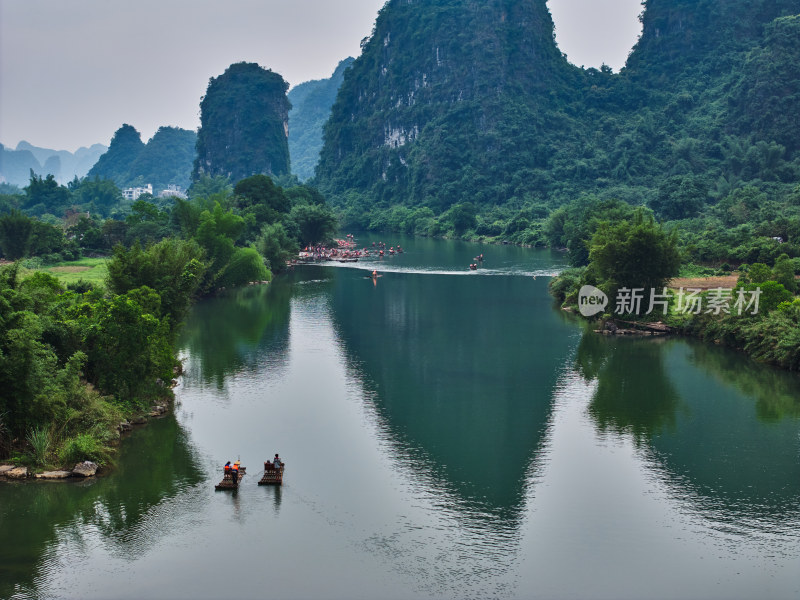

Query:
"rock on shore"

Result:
[[36, 470, 73, 479], [72, 461, 98, 477]]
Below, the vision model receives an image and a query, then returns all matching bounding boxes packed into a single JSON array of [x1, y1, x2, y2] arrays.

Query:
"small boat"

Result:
[[338, 257, 359, 263], [258, 461, 285, 486], [215, 465, 246, 490]]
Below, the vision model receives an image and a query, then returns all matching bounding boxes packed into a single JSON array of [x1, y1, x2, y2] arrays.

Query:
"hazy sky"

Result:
[[0, 0, 642, 153]]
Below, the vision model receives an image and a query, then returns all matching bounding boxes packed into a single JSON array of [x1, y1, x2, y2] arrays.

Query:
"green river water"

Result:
[[1, 235, 799, 599]]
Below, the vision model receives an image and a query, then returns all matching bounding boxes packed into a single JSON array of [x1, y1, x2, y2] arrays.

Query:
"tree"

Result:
[[256, 222, 298, 272], [216, 247, 270, 288], [106, 238, 206, 328], [125, 199, 171, 246], [188, 174, 232, 201], [233, 174, 290, 213], [233, 174, 290, 242], [544, 197, 639, 266], [73, 177, 123, 218], [289, 203, 338, 246], [445, 202, 477, 236], [649, 176, 708, 220], [587, 210, 681, 297], [193, 202, 246, 290], [773, 254, 798, 293], [0, 210, 33, 259], [76, 287, 174, 402], [741, 263, 774, 285]]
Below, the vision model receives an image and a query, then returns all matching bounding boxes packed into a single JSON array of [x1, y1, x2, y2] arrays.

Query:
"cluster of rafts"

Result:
[[215, 456, 285, 490]]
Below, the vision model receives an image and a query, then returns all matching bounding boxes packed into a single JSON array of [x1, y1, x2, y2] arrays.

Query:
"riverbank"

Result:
[[0, 390, 175, 480], [0, 251, 198, 476], [551, 271, 800, 371]]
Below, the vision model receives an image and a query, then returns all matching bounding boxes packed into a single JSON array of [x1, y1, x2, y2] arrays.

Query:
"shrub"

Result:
[[58, 433, 110, 466], [26, 426, 52, 467]]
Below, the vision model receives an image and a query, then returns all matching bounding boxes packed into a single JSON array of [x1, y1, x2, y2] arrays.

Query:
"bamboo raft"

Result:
[[258, 462, 285, 486], [215, 466, 246, 490]]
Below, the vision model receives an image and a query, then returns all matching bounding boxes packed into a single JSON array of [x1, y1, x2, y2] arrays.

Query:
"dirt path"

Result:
[[668, 275, 738, 290]]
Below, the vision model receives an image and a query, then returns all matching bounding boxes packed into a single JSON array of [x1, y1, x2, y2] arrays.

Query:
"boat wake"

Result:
[[301, 262, 563, 278]]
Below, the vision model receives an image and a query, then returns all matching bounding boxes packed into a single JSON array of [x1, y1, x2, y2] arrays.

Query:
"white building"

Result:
[[158, 184, 187, 199], [122, 183, 153, 201]]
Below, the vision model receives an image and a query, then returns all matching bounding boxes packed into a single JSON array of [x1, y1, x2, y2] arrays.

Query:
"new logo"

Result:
[[578, 285, 608, 317]]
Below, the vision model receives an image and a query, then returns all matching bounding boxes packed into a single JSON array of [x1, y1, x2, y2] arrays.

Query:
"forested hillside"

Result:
[[314, 0, 800, 248], [288, 58, 355, 181], [88, 125, 196, 194]]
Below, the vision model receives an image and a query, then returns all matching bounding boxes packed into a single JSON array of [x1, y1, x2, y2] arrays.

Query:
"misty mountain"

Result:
[[288, 57, 354, 181], [0, 141, 107, 187]]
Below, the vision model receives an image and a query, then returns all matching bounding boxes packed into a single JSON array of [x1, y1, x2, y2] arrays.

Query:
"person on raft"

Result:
[[273, 454, 282, 471], [231, 461, 239, 485]]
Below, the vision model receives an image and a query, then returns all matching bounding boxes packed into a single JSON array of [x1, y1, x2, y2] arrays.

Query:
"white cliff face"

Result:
[[384, 124, 419, 148]]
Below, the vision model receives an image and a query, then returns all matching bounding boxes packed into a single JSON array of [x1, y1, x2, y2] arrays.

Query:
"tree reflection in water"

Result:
[[577, 332, 800, 527]]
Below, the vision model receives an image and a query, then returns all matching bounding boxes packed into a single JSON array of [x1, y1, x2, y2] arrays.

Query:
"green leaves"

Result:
[[587, 209, 681, 295], [106, 238, 206, 328], [289, 203, 338, 246]]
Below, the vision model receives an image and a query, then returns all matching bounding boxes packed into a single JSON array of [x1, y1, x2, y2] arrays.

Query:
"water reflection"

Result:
[[0, 416, 203, 599], [581, 334, 800, 528], [330, 268, 578, 520], [261, 484, 282, 515], [687, 342, 800, 422], [178, 282, 292, 388], [576, 334, 685, 444]]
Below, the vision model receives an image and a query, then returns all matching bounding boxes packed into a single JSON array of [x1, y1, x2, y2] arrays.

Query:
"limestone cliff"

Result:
[[194, 62, 291, 183]]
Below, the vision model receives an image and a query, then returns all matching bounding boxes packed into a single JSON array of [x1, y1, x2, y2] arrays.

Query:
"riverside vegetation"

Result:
[[0, 173, 338, 471], [547, 202, 800, 371]]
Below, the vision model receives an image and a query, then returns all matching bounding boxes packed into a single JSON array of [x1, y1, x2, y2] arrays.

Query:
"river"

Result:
[[2, 234, 800, 599]]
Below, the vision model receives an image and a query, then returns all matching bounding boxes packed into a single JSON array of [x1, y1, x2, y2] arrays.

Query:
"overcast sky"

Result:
[[0, 0, 642, 153]]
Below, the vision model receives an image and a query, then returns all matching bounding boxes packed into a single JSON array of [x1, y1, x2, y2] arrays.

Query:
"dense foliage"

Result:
[[548, 200, 800, 371], [0, 264, 174, 467], [0, 169, 340, 467], [87, 125, 145, 187], [194, 62, 291, 182]]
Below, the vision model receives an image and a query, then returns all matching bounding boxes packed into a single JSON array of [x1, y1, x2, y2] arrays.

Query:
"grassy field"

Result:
[[43, 257, 109, 286]]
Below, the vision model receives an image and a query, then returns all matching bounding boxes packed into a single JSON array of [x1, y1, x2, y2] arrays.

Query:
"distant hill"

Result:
[[288, 58, 354, 181], [0, 141, 107, 186], [88, 124, 197, 193]]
